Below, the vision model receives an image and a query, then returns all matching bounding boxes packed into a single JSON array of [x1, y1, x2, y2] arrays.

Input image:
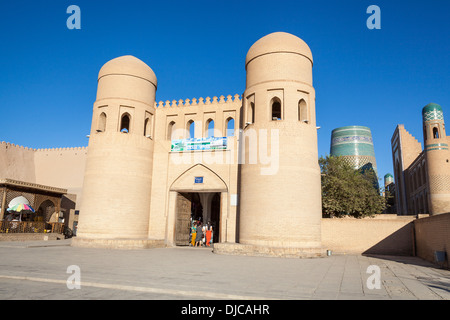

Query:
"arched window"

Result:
[[422, 165, 426, 186], [271, 98, 281, 121], [433, 127, 439, 139], [415, 171, 419, 190], [424, 192, 429, 213], [206, 119, 215, 138], [226, 118, 235, 137], [299, 99, 308, 123], [167, 121, 176, 140], [396, 160, 404, 213], [98, 112, 107, 132], [144, 117, 152, 137], [120, 113, 131, 133], [187, 120, 195, 139], [271, 99, 281, 121], [248, 102, 255, 124]]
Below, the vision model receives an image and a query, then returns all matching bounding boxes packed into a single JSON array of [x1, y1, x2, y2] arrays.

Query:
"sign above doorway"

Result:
[[194, 177, 204, 184]]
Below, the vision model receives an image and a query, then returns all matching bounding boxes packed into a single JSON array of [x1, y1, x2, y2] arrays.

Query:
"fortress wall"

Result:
[[414, 213, 450, 268], [0, 142, 36, 183], [154, 94, 241, 139], [34, 147, 88, 209], [321, 215, 416, 255]]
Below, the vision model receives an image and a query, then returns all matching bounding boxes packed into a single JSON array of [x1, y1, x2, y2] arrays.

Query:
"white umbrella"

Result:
[[8, 196, 30, 208], [8, 196, 31, 222]]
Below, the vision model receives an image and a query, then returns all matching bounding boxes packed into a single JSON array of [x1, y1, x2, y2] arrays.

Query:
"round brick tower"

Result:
[[422, 103, 450, 215], [74, 56, 157, 247], [238, 32, 322, 251]]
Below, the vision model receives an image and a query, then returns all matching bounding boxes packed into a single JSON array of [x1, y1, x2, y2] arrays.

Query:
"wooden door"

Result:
[[175, 193, 191, 246]]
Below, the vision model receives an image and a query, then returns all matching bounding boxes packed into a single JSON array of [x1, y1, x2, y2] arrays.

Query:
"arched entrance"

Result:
[[174, 191, 221, 246], [169, 164, 228, 247], [37, 200, 56, 222]]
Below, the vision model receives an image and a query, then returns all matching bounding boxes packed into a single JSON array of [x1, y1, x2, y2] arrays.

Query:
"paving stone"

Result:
[[0, 240, 448, 301]]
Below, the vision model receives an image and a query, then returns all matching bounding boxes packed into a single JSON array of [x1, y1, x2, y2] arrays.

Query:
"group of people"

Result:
[[190, 220, 214, 247]]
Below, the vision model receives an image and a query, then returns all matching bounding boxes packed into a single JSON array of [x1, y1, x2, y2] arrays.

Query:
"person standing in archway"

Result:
[[190, 221, 197, 247], [195, 222, 203, 247], [205, 221, 213, 247]]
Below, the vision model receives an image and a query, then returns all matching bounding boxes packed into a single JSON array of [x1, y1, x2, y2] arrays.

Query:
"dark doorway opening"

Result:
[[175, 192, 221, 246]]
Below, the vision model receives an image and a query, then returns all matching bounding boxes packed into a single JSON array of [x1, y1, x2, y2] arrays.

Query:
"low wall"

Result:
[[71, 237, 166, 249], [414, 213, 450, 269], [321, 215, 416, 255], [213, 243, 326, 258], [0, 233, 63, 241]]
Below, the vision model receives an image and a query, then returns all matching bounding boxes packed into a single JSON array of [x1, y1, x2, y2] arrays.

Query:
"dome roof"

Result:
[[422, 103, 442, 114], [98, 55, 157, 86], [422, 103, 444, 121], [245, 32, 313, 68]]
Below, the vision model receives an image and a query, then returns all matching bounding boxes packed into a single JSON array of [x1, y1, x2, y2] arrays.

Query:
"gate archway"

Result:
[[168, 164, 228, 247]]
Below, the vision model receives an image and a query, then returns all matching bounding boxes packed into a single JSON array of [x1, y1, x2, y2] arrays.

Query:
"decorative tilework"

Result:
[[422, 103, 444, 121], [429, 175, 450, 192], [331, 135, 373, 145], [423, 110, 444, 121], [425, 143, 449, 151], [330, 126, 377, 174]]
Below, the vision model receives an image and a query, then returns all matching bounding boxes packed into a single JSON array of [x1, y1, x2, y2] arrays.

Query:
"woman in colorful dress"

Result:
[[190, 221, 197, 247], [205, 221, 213, 247]]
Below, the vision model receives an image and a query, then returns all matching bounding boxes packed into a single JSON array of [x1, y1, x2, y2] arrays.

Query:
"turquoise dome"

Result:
[[422, 103, 444, 121]]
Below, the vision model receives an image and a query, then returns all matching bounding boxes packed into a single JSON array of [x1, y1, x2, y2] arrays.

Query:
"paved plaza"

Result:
[[0, 239, 449, 301]]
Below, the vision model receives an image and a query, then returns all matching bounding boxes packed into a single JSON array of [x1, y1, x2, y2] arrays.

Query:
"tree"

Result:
[[319, 155, 387, 218]]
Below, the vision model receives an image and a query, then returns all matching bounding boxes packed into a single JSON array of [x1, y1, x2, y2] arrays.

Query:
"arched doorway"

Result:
[[37, 200, 55, 222], [169, 164, 228, 247], [174, 191, 221, 246]]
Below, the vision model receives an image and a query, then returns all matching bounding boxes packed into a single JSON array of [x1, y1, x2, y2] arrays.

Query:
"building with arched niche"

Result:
[[0, 32, 323, 256], [67, 32, 325, 256], [3, 32, 450, 261]]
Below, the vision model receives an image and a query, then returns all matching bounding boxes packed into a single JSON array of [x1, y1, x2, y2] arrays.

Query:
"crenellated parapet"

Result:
[[0, 141, 88, 153], [0, 141, 36, 151], [34, 146, 88, 152], [155, 94, 241, 108]]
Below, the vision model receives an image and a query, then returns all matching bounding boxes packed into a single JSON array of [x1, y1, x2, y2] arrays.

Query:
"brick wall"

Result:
[[414, 213, 450, 268], [0, 233, 63, 241], [321, 215, 415, 255]]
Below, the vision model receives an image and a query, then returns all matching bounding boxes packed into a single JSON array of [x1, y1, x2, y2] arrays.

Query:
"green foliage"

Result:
[[319, 155, 387, 218]]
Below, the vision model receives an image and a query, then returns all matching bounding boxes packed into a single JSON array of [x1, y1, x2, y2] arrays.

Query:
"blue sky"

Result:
[[1, 0, 449, 184]]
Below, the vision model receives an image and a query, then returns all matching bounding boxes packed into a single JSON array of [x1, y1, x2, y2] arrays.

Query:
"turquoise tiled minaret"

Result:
[[422, 103, 450, 215], [330, 126, 378, 174], [422, 103, 448, 151], [422, 103, 444, 121], [384, 173, 394, 187]]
